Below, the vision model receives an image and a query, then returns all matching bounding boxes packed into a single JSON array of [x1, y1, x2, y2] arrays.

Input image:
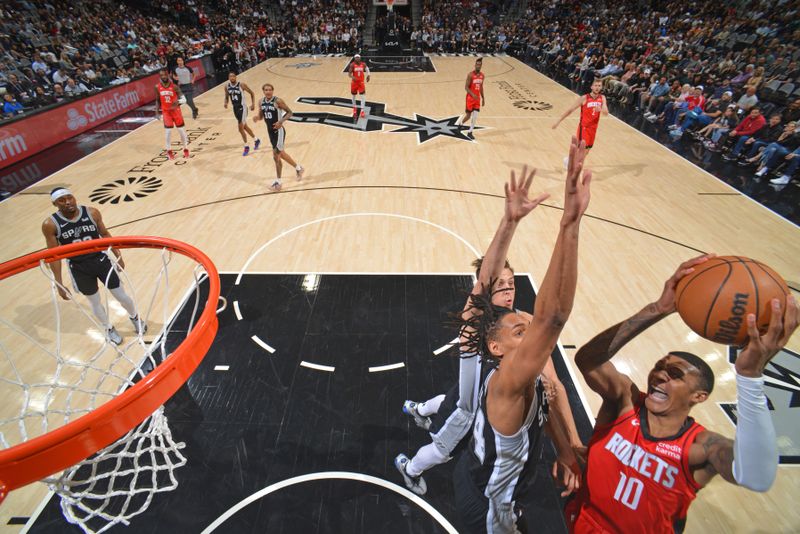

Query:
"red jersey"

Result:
[[580, 93, 603, 127], [350, 61, 367, 83], [468, 71, 484, 97], [566, 395, 705, 534], [158, 82, 178, 110], [686, 94, 706, 110]]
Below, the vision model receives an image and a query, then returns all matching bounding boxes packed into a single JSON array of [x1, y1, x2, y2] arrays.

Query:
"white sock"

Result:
[[360, 94, 366, 110], [177, 127, 188, 147], [351, 95, 356, 107], [418, 394, 446, 416], [407, 442, 450, 477], [469, 112, 477, 133], [110, 286, 137, 318], [295, 164, 302, 171], [165, 129, 172, 151], [85, 291, 110, 329]]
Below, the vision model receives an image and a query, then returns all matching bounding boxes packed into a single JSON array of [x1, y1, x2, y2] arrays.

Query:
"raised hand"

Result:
[[561, 136, 592, 225], [654, 253, 716, 314], [504, 165, 550, 223], [736, 296, 798, 377]]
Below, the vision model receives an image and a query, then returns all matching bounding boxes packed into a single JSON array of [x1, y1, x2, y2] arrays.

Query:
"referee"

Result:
[[173, 57, 199, 118]]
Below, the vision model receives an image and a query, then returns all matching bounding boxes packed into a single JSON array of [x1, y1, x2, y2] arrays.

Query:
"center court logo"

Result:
[[288, 97, 480, 143], [66, 108, 89, 131]]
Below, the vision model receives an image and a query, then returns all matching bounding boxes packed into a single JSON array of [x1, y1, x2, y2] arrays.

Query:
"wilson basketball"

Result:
[[675, 256, 790, 345]]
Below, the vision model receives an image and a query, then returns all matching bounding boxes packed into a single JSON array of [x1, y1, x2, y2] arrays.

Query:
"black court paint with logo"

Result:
[[30, 274, 592, 533]]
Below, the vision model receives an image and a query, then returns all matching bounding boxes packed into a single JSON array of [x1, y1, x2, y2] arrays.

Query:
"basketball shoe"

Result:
[[254, 138, 261, 150], [130, 315, 148, 335], [167, 150, 176, 160], [394, 454, 427, 496], [402, 400, 432, 430], [107, 327, 123, 346], [296, 165, 305, 180], [243, 146, 250, 156], [183, 148, 190, 159]]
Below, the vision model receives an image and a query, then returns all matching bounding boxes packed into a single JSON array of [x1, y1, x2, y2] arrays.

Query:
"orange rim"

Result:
[[0, 236, 220, 502]]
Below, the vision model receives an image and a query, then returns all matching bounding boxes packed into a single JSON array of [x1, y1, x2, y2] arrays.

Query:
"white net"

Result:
[[0, 245, 211, 534]]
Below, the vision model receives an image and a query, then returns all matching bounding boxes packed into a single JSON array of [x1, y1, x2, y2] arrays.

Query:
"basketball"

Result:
[[675, 256, 790, 345]]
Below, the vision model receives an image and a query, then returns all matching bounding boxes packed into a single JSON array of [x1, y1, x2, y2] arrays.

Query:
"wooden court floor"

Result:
[[1, 55, 799, 533]]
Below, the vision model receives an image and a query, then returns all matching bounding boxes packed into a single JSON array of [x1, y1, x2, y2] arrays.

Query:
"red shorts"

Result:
[[351, 80, 366, 94], [162, 107, 185, 128], [466, 95, 481, 112], [577, 123, 598, 148]]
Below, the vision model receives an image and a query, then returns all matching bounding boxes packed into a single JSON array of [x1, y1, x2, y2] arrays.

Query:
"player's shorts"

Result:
[[233, 104, 248, 124], [268, 127, 286, 152], [466, 95, 481, 112], [162, 107, 185, 128], [564, 498, 614, 534], [68, 254, 121, 296], [577, 123, 598, 148], [453, 453, 529, 534], [351, 81, 366, 95], [428, 383, 473, 458]]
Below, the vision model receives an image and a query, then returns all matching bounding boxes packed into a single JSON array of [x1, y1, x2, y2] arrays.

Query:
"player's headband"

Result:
[[51, 188, 73, 201]]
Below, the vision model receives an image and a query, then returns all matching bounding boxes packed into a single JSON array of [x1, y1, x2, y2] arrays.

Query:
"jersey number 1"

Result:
[[613, 471, 643, 511]]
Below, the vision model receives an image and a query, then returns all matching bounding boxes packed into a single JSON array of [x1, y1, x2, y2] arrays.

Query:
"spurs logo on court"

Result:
[[89, 176, 163, 204], [288, 97, 480, 143], [721, 346, 800, 464], [286, 62, 321, 69]]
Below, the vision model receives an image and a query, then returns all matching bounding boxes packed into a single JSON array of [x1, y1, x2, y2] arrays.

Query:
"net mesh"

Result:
[[0, 246, 208, 533]]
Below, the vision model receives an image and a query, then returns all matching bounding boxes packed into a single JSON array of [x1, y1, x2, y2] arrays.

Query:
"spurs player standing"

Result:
[[253, 83, 305, 191], [224, 72, 260, 156]]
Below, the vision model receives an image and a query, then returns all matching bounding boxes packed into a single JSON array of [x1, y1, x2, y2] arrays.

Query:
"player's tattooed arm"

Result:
[[575, 254, 714, 409], [690, 431, 736, 487], [154, 85, 160, 116], [277, 98, 293, 122]]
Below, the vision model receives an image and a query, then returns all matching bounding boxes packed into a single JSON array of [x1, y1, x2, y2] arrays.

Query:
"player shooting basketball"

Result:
[[565, 254, 798, 533]]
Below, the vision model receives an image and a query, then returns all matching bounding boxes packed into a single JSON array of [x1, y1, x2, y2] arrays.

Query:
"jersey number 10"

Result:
[[613, 471, 644, 510]]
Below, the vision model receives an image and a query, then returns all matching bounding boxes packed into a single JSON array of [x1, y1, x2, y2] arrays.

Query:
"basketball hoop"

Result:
[[0, 236, 222, 533], [386, 0, 394, 12]]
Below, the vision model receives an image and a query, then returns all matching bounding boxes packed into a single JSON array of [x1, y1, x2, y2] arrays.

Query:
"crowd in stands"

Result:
[[519, 0, 800, 185], [1, 0, 799, 185], [412, 1, 510, 53], [0, 0, 365, 120]]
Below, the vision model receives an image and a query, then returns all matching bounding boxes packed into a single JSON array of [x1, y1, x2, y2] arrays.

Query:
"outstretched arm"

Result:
[[575, 254, 713, 423], [496, 136, 592, 394], [460, 167, 549, 341], [552, 96, 585, 128], [690, 296, 798, 491]]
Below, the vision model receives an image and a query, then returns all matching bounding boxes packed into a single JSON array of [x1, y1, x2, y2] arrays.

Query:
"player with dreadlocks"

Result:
[[395, 162, 580, 499], [452, 137, 592, 534], [402, 256, 582, 459]]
